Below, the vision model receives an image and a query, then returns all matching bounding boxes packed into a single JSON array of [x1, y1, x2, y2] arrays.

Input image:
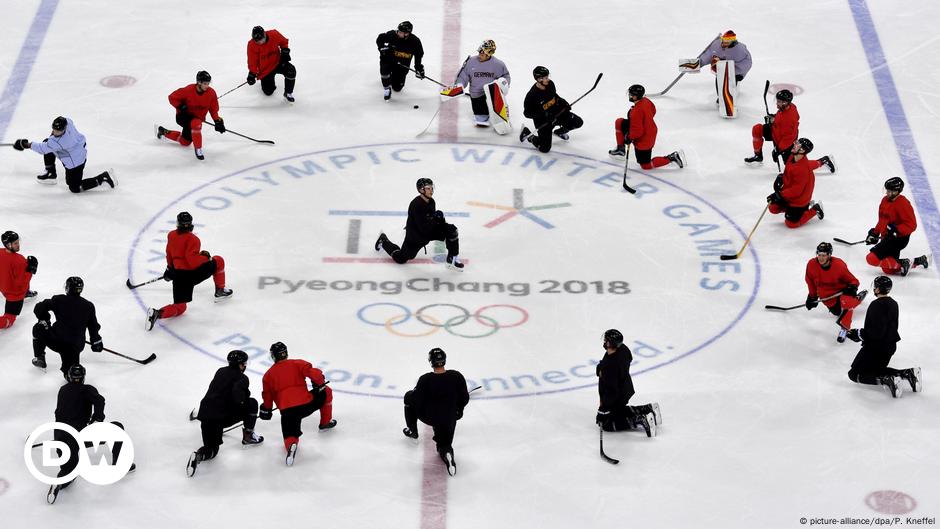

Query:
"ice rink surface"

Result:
[[1, 1, 938, 528]]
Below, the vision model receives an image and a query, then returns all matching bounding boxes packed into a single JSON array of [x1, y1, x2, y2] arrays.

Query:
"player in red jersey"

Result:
[[1, 231, 37, 330], [259, 342, 336, 466], [766, 138, 824, 228], [156, 71, 225, 160], [246, 26, 296, 103], [745, 89, 835, 173], [144, 212, 231, 331], [804, 242, 867, 343], [864, 177, 929, 276], [608, 84, 684, 170]]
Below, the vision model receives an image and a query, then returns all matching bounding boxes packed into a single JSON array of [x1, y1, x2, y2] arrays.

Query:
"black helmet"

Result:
[[1, 230, 18, 248], [428, 347, 446, 367], [416, 177, 434, 191], [176, 211, 193, 231], [603, 329, 624, 348], [628, 84, 645, 98], [68, 364, 86, 383], [65, 276, 84, 295], [816, 242, 833, 255], [196, 70, 212, 83], [884, 177, 904, 192], [796, 137, 814, 154], [270, 341, 288, 362], [52, 116, 68, 131], [251, 26, 265, 41], [398, 21, 413, 33], [533, 66, 550, 79], [227, 349, 249, 366], [776, 89, 793, 103], [873, 275, 893, 295]]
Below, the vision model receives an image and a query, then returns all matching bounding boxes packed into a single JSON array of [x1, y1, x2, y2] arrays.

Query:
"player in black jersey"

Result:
[[376, 21, 425, 101], [519, 66, 583, 153]]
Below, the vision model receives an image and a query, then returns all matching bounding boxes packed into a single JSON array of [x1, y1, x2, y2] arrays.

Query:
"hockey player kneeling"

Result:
[[442, 39, 511, 134], [402, 348, 469, 476], [519, 66, 583, 153], [374, 178, 464, 271], [595, 329, 661, 437]]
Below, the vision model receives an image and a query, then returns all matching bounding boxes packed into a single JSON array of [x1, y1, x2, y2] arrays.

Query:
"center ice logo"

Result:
[[128, 143, 759, 398]]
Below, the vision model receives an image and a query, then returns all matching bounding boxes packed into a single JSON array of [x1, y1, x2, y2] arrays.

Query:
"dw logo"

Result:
[[24, 422, 135, 485]]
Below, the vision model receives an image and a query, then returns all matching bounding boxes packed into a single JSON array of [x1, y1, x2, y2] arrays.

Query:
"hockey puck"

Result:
[[414, 105, 419, 109]]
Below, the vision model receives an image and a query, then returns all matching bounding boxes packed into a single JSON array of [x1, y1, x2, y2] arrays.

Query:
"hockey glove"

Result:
[[764, 114, 775, 125], [415, 64, 425, 79], [39, 319, 51, 330], [595, 409, 610, 427], [246, 73, 257, 86], [214, 118, 226, 134], [773, 174, 784, 191], [885, 223, 899, 239], [177, 103, 188, 114], [13, 139, 30, 151], [200, 250, 211, 259], [280, 47, 291, 63], [25, 255, 38, 274], [865, 229, 880, 245], [379, 46, 391, 57], [91, 339, 104, 353], [433, 210, 445, 223], [767, 192, 783, 205], [842, 284, 859, 297], [845, 329, 862, 343], [805, 295, 819, 310], [163, 267, 175, 281], [259, 406, 273, 421]]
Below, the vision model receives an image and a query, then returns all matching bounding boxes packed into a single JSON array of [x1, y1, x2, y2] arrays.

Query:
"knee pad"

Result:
[[284, 63, 297, 79], [32, 322, 45, 338], [866, 252, 881, 267], [847, 370, 860, 383], [212, 255, 225, 273], [445, 224, 458, 240], [262, 85, 276, 96], [68, 185, 83, 193], [392, 251, 409, 264]]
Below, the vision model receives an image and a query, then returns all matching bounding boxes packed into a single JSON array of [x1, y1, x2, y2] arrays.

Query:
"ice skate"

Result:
[[214, 287, 233, 302], [242, 429, 264, 446], [879, 375, 903, 398], [446, 255, 464, 272], [318, 419, 337, 432], [608, 145, 625, 157], [286, 442, 298, 467], [145, 307, 161, 331], [744, 152, 763, 165]]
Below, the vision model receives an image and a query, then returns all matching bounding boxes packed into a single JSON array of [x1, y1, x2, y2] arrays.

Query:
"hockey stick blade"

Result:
[[764, 304, 803, 311], [719, 254, 739, 261], [599, 427, 619, 465], [834, 237, 866, 246], [126, 276, 163, 289], [90, 342, 157, 365], [189, 408, 197, 421]]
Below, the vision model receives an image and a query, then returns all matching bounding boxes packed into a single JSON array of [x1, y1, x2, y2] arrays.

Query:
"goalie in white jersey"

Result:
[[443, 40, 511, 133]]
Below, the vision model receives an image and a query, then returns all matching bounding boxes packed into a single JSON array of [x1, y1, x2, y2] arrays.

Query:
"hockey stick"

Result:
[[720, 204, 769, 260], [126, 276, 163, 290], [622, 144, 637, 194], [834, 237, 867, 246], [397, 64, 449, 89], [217, 81, 248, 99], [648, 34, 721, 97], [201, 120, 274, 145], [764, 291, 841, 311], [87, 342, 156, 365], [599, 426, 619, 465], [761, 80, 782, 172]]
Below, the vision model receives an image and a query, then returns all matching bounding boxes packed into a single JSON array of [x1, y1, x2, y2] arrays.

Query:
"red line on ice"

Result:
[[437, 0, 462, 142]]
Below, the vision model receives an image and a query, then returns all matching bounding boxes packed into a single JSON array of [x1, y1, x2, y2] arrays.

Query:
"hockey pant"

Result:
[[198, 398, 259, 459], [848, 344, 902, 385], [381, 224, 459, 264], [866, 235, 910, 275], [164, 113, 206, 149], [750, 124, 794, 163], [529, 112, 583, 153], [260, 61, 297, 96], [768, 202, 816, 228], [32, 323, 83, 376], [159, 256, 226, 318], [379, 57, 411, 90], [55, 421, 130, 479], [40, 140, 105, 193], [403, 390, 458, 454], [614, 118, 671, 169], [1, 299, 24, 329], [279, 387, 333, 450]]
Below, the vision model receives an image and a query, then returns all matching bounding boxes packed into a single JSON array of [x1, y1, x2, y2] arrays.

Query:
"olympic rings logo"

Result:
[[357, 303, 529, 338]]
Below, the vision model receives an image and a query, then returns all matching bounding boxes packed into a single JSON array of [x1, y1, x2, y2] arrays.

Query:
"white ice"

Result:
[[1, 1, 938, 528]]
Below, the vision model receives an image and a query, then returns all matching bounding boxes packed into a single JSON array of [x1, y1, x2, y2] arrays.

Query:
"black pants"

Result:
[[41, 139, 103, 193], [198, 398, 259, 458], [529, 112, 584, 153], [172, 259, 218, 304], [379, 58, 410, 90], [280, 389, 327, 439], [32, 323, 81, 377], [4, 299, 24, 316], [56, 421, 129, 480], [404, 390, 457, 454], [382, 224, 459, 264], [260, 62, 297, 96], [871, 235, 910, 261], [848, 344, 901, 385]]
